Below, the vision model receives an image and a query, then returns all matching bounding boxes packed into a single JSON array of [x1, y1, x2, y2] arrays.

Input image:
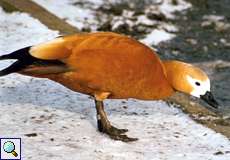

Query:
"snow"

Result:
[[32, 0, 102, 30], [203, 15, 225, 22], [0, 4, 230, 160], [159, 0, 191, 19], [141, 29, 175, 45], [201, 14, 230, 32], [33, 0, 191, 45], [0, 8, 59, 53], [137, 15, 156, 26]]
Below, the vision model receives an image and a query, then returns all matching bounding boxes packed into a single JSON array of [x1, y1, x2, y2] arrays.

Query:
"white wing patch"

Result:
[[186, 75, 210, 98]]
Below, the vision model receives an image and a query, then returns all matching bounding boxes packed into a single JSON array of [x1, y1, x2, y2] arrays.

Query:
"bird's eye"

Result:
[[195, 82, 201, 86]]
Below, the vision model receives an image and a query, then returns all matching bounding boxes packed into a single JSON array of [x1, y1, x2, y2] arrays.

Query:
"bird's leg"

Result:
[[94, 99, 138, 142], [95, 100, 128, 134]]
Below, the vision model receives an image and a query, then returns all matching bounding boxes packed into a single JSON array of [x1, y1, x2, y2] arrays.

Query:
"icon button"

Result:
[[3, 141, 18, 157], [0, 138, 21, 160]]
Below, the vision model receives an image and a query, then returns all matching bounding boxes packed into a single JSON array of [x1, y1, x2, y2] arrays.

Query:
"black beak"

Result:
[[200, 91, 219, 109]]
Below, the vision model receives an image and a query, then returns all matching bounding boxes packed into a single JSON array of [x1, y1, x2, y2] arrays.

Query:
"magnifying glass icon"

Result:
[[3, 141, 18, 157]]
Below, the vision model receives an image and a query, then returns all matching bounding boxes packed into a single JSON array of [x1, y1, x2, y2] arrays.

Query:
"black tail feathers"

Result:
[[0, 47, 32, 61], [0, 46, 66, 77], [0, 47, 34, 76], [0, 54, 12, 60], [0, 61, 26, 76]]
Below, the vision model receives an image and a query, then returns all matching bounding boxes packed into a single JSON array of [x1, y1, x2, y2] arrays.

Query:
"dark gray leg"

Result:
[[95, 99, 138, 142]]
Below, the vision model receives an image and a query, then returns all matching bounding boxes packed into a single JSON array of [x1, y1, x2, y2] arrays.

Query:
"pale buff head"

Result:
[[163, 60, 218, 108], [186, 74, 210, 98]]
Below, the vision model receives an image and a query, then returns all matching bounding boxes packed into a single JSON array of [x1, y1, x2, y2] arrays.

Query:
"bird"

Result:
[[0, 32, 218, 142]]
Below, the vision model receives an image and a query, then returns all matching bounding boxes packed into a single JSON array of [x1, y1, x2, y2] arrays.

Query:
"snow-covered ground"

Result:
[[0, 3, 230, 160], [33, 0, 191, 46]]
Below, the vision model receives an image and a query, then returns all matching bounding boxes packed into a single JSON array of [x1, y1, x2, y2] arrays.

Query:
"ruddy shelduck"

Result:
[[0, 32, 218, 142]]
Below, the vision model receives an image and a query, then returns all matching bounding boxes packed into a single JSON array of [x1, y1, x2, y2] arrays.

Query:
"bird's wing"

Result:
[[29, 36, 73, 60], [29, 32, 123, 61]]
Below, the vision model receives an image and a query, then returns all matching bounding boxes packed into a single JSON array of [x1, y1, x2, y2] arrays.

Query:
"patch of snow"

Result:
[[1, 5, 230, 160], [0, 8, 59, 53], [159, 0, 192, 19], [32, 0, 190, 37], [137, 15, 156, 26], [203, 15, 225, 22], [122, 10, 135, 19], [201, 14, 230, 32], [159, 23, 179, 32], [141, 29, 176, 45], [33, 0, 101, 30], [111, 16, 135, 30]]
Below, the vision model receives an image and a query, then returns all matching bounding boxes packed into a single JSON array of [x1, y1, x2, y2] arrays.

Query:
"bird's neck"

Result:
[[162, 60, 193, 93]]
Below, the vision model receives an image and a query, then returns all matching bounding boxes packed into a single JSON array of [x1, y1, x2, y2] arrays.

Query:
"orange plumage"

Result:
[[26, 32, 174, 100]]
